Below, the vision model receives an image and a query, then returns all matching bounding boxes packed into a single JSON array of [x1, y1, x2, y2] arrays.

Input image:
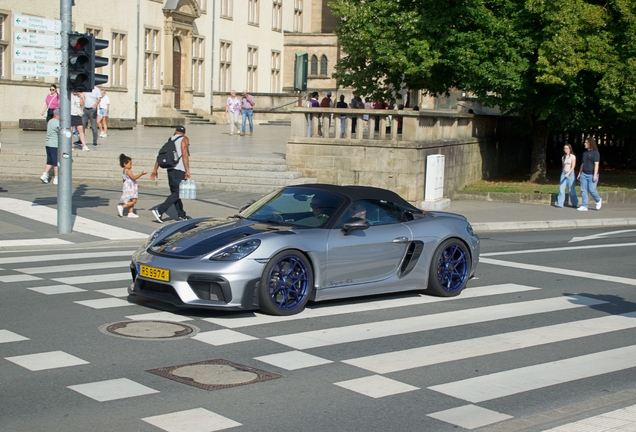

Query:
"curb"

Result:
[[454, 191, 636, 205], [473, 217, 636, 232]]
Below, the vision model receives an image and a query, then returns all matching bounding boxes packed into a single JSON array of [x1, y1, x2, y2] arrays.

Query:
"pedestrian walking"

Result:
[[41, 84, 60, 123], [555, 143, 578, 208], [117, 154, 147, 218], [71, 92, 90, 152], [40, 109, 60, 185], [225, 90, 242, 135], [97, 89, 110, 138], [577, 137, 602, 211], [240, 90, 256, 136], [82, 86, 101, 146], [150, 126, 192, 223]]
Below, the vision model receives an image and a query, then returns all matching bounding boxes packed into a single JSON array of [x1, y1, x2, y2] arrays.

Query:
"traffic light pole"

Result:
[[58, 0, 73, 234]]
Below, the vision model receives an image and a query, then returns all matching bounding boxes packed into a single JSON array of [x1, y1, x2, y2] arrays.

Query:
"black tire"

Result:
[[259, 250, 313, 316], [426, 238, 470, 297]]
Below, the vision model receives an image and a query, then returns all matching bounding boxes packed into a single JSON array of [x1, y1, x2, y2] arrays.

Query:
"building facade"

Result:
[[0, 0, 339, 127]]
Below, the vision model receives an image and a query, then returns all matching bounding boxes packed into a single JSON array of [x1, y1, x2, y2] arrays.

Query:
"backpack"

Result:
[[156, 136, 182, 169]]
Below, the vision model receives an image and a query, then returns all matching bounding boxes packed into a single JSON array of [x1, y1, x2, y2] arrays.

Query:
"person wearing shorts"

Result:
[[40, 109, 61, 184], [97, 89, 110, 138], [71, 92, 90, 151]]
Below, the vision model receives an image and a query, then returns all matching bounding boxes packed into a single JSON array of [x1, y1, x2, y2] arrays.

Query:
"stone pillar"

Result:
[[182, 30, 194, 110], [162, 23, 176, 108]]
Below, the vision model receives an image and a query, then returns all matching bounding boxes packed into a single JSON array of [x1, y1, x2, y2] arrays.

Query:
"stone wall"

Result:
[[286, 108, 530, 204]]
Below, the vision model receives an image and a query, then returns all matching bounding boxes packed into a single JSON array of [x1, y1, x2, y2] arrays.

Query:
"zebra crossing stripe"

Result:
[[0, 250, 135, 265], [15, 261, 131, 275], [267, 295, 607, 350], [53, 273, 131, 285], [343, 311, 636, 374], [204, 283, 541, 329], [429, 344, 636, 403], [481, 257, 636, 286]]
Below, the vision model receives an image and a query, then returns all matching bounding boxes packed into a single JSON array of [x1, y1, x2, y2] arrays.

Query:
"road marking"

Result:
[[569, 229, 636, 243], [0, 239, 74, 247], [0, 250, 135, 265], [343, 312, 636, 374], [54, 272, 131, 285], [482, 242, 636, 257], [142, 408, 242, 432], [15, 261, 130, 274], [480, 257, 636, 286], [427, 405, 513, 430], [334, 375, 419, 399], [203, 283, 540, 329], [267, 295, 606, 350], [0, 197, 148, 241], [255, 351, 333, 371], [428, 344, 636, 403], [0, 274, 42, 283]]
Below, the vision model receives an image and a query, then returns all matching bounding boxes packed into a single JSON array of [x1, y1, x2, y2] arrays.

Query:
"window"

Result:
[[0, 14, 8, 79], [320, 55, 328, 76], [271, 50, 280, 92], [219, 41, 231, 92], [144, 28, 160, 90], [220, 0, 233, 18], [293, 0, 303, 32], [111, 32, 127, 87], [248, 0, 259, 25], [310, 55, 318, 75], [343, 200, 401, 226], [247, 46, 258, 92], [272, 0, 282, 31], [192, 36, 204, 93]]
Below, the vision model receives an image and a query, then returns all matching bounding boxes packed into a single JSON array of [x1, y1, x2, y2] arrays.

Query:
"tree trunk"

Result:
[[529, 120, 549, 182]]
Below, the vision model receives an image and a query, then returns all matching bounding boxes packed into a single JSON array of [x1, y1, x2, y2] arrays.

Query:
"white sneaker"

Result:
[[102, 133, 108, 138], [127, 212, 140, 218], [117, 205, 124, 217], [40, 173, 49, 184], [82, 146, 90, 151], [596, 198, 602, 210], [577, 206, 588, 212], [53, 176, 58, 185]]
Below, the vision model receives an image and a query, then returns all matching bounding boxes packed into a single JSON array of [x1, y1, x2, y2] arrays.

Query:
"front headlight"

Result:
[[466, 223, 475, 237], [209, 239, 261, 261]]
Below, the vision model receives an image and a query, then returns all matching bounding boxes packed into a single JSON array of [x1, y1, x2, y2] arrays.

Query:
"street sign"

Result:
[[14, 14, 61, 33], [13, 47, 62, 63], [13, 32, 61, 49], [13, 63, 61, 78]]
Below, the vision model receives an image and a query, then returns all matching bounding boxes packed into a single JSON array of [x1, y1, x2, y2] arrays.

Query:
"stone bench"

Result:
[[19, 118, 136, 131]]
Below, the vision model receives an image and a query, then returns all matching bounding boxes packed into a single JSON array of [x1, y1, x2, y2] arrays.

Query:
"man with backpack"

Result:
[[150, 126, 192, 223]]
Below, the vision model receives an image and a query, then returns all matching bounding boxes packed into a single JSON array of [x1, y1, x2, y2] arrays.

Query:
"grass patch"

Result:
[[460, 169, 636, 194]]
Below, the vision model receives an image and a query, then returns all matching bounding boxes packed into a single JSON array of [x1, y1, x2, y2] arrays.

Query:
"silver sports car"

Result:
[[129, 184, 480, 316]]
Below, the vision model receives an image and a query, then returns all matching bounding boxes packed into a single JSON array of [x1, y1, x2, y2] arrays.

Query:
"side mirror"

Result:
[[342, 217, 370, 234]]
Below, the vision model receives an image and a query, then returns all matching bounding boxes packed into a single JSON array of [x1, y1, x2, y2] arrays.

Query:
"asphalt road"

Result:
[[1, 228, 636, 431]]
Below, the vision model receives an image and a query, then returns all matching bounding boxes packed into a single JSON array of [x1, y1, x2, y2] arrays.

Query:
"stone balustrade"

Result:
[[287, 107, 528, 204]]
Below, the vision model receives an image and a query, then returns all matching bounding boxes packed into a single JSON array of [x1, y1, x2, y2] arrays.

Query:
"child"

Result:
[[118, 154, 147, 218]]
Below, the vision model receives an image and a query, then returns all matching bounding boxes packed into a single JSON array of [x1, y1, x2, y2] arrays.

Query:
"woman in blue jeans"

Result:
[[240, 90, 255, 136], [577, 137, 602, 211], [555, 143, 578, 208]]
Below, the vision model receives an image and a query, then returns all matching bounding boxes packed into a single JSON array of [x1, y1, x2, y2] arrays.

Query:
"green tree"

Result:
[[331, 0, 636, 181]]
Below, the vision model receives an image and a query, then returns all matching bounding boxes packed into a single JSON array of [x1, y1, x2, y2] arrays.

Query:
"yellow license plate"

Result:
[[138, 264, 170, 282]]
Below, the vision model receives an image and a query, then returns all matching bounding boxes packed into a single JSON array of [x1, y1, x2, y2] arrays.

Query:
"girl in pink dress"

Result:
[[118, 154, 147, 218]]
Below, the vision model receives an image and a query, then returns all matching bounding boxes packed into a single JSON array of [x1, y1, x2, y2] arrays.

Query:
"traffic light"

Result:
[[68, 32, 91, 91], [67, 32, 109, 91]]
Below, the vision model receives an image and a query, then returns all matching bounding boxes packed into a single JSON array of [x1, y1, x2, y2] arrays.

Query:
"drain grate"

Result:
[[100, 320, 199, 341], [147, 359, 283, 391]]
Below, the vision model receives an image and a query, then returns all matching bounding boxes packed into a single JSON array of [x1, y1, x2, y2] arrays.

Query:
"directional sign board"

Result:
[[13, 63, 61, 78], [14, 32, 61, 49], [14, 14, 61, 33], [13, 47, 62, 63]]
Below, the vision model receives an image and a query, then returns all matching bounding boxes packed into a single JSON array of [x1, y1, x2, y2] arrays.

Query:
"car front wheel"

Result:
[[427, 239, 470, 297], [259, 250, 313, 316]]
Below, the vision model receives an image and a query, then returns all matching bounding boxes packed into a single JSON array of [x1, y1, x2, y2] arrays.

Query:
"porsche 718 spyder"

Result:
[[128, 184, 480, 316]]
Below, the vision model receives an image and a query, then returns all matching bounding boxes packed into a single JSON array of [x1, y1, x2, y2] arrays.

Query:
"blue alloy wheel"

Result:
[[259, 250, 313, 315], [427, 239, 470, 297]]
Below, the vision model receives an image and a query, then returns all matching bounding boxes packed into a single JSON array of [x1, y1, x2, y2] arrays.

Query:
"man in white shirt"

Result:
[[82, 87, 101, 147]]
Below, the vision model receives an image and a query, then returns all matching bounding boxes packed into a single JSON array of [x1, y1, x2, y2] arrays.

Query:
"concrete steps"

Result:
[[177, 109, 214, 125], [1, 148, 317, 193]]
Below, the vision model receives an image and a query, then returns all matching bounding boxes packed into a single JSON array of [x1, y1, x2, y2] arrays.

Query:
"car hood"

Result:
[[149, 217, 295, 258]]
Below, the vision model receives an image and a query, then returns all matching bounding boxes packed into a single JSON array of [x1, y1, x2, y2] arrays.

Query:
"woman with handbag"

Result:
[[41, 85, 60, 123]]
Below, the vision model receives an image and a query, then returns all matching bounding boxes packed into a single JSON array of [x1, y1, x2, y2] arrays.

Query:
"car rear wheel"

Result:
[[427, 239, 470, 297], [259, 250, 313, 316]]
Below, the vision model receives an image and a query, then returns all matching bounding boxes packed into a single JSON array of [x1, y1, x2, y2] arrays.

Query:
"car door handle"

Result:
[[393, 237, 409, 243]]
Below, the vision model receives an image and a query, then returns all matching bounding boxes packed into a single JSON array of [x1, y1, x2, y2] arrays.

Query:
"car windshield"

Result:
[[239, 187, 346, 228]]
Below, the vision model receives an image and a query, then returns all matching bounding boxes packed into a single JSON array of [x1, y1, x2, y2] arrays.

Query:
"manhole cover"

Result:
[[147, 359, 283, 391], [99, 320, 199, 340]]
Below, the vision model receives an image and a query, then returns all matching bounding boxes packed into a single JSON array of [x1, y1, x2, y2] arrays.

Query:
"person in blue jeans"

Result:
[[555, 143, 578, 208], [577, 137, 602, 211], [240, 90, 255, 136]]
